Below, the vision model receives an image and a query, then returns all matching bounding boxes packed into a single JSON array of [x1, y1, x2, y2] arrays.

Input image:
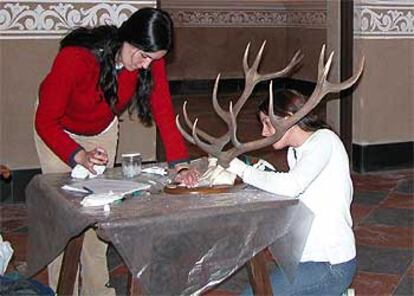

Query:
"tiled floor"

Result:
[[1, 93, 413, 295]]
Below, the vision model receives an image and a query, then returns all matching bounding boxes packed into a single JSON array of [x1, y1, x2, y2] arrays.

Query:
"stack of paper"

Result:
[[62, 179, 151, 207]]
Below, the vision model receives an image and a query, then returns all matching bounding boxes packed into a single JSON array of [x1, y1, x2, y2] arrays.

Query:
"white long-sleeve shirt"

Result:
[[228, 129, 355, 264]]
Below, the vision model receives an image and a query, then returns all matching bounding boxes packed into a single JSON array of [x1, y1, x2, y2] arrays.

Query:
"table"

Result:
[[25, 167, 313, 295]]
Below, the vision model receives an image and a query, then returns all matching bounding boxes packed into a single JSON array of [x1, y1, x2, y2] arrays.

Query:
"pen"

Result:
[[82, 186, 94, 194]]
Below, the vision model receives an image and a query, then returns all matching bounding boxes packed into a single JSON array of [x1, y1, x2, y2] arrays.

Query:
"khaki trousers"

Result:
[[34, 117, 118, 296]]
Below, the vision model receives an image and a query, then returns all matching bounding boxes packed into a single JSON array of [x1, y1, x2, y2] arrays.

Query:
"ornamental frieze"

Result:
[[168, 10, 326, 28], [0, 1, 155, 39], [355, 1, 414, 38]]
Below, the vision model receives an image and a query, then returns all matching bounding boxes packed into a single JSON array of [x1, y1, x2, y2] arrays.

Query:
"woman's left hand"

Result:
[[174, 167, 201, 188]]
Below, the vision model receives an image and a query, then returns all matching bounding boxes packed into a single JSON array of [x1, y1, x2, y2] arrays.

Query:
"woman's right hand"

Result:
[[74, 147, 109, 174]]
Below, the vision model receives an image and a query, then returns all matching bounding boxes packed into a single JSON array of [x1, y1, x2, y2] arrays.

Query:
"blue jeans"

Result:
[[241, 257, 357, 296]]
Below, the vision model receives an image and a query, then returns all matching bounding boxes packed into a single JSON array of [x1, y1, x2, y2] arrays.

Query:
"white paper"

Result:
[[71, 164, 106, 179], [141, 166, 167, 176], [62, 179, 151, 195], [80, 192, 124, 207]]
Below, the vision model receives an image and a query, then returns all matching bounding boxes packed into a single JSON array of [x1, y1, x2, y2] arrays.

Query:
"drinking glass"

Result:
[[122, 153, 142, 178]]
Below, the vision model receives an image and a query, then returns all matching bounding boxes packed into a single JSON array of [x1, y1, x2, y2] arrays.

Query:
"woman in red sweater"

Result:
[[34, 8, 189, 295], [35, 7, 188, 172]]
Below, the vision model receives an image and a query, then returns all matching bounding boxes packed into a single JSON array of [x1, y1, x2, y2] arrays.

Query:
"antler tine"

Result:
[[217, 81, 287, 168], [212, 73, 230, 123], [182, 101, 220, 144], [228, 101, 242, 149], [242, 42, 252, 73], [251, 40, 267, 74], [311, 44, 365, 101], [233, 44, 304, 116], [176, 114, 196, 145], [322, 50, 335, 81], [318, 44, 327, 81], [191, 119, 223, 157], [258, 49, 305, 82], [232, 41, 268, 116], [270, 45, 365, 134], [325, 56, 365, 93]]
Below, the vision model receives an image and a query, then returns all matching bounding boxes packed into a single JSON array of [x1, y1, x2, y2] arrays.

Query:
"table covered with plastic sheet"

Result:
[[25, 166, 314, 295]]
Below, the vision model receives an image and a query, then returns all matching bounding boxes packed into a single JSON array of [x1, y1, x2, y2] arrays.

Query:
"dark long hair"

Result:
[[60, 7, 173, 126], [258, 88, 331, 131]]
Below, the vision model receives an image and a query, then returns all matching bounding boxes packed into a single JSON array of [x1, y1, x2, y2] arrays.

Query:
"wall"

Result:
[[353, 0, 414, 144], [161, 0, 327, 81], [0, 1, 157, 169], [352, 0, 413, 171]]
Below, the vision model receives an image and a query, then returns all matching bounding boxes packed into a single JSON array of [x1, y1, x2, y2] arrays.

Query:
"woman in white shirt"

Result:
[[227, 89, 357, 296]]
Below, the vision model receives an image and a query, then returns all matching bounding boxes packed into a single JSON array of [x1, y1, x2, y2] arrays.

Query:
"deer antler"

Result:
[[177, 43, 364, 168], [176, 41, 303, 150]]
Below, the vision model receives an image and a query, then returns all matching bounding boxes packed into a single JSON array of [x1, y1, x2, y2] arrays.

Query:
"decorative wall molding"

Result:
[[0, 1, 156, 39], [354, 1, 414, 39], [168, 9, 326, 28], [161, 0, 327, 28], [168, 10, 326, 28]]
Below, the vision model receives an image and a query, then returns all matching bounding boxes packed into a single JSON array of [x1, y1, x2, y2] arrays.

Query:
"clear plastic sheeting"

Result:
[[26, 165, 314, 295]]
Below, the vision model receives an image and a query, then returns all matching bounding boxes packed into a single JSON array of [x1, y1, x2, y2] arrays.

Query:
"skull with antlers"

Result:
[[176, 42, 364, 186]]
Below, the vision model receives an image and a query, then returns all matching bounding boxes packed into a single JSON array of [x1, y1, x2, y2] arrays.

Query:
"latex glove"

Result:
[[198, 158, 237, 187], [227, 158, 249, 177], [252, 159, 276, 171]]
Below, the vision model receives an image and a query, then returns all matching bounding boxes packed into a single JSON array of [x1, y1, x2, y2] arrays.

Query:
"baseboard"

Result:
[[353, 142, 414, 173]]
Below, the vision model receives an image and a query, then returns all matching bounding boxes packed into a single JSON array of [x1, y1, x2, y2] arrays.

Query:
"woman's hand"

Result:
[[74, 147, 109, 174], [174, 167, 201, 188]]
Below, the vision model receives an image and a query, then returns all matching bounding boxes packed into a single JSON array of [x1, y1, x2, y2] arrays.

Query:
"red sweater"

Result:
[[35, 46, 188, 166]]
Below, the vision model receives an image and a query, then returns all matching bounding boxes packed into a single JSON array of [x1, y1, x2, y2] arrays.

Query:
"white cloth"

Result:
[[80, 192, 124, 207], [0, 235, 13, 275], [198, 157, 237, 186], [198, 157, 275, 187], [71, 164, 106, 179], [228, 129, 355, 264], [141, 166, 167, 176]]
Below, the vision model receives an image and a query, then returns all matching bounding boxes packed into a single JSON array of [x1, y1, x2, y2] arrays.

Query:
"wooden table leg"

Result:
[[246, 250, 273, 296], [128, 271, 144, 296], [57, 233, 85, 296]]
